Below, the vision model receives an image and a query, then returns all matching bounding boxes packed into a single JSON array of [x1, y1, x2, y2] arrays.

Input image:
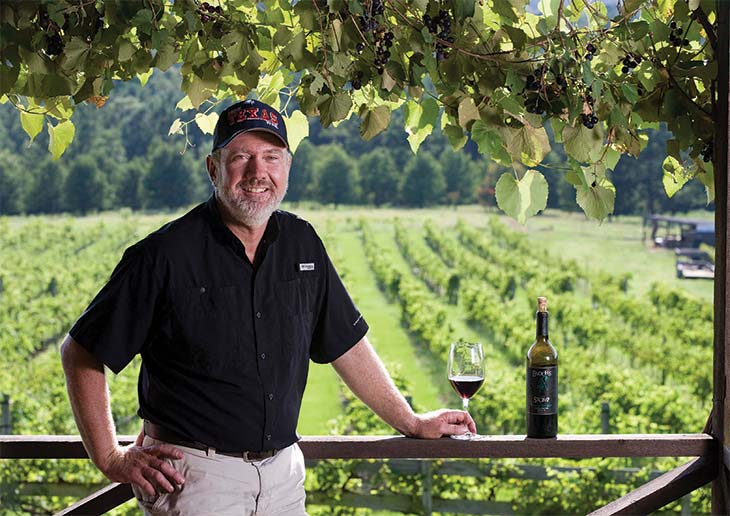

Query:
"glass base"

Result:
[[450, 431, 479, 440]]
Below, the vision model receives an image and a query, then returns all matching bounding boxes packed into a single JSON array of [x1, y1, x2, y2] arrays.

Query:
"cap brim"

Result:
[[213, 128, 289, 151]]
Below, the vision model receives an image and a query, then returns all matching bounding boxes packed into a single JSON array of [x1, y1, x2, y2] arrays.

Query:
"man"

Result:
[[60, 99, 475, 515]]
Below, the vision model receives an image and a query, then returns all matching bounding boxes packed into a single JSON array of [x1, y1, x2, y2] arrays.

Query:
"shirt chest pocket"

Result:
[[171, 285, 246, 321], [278, 275, 319, 317]]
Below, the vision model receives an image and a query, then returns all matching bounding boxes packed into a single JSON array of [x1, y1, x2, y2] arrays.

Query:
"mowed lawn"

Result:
[[275, 204, 717, 434]]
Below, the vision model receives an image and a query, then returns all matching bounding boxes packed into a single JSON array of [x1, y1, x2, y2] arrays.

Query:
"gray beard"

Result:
[[215, 180, 288, 229]]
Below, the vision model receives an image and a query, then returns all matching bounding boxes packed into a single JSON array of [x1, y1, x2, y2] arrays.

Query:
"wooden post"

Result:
[[601, 402, 611, 434], [420, 460, 432, 516], [1, 395, 10, 435], [714, 0, 730, 512]]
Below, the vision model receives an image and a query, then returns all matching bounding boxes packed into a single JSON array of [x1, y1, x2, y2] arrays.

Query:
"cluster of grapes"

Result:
[[522, 73, 546, 114], [584, 42, 597, 61], [581, 94, 598, 129], [669, 21, 690, 47], [45, 33, 64, 56], [524, 73, 541, 92], [700, 141, 713, 163], [356, 2, 393, 75], [351, 70, 364, 90], [37, 6, 64, 56], [198, 1, 223, 23], [620, 53, 642, 74], [423, 9, 454, 61], [524, 95, 549, 115]]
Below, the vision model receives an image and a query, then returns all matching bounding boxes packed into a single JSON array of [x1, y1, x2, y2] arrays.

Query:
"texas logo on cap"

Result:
[[212, 99, 289, 152]]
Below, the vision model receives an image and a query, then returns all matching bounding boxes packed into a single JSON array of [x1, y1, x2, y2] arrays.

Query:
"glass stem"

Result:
[[462, 397, 469, 412]]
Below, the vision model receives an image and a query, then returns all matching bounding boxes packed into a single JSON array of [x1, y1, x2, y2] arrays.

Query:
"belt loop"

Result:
[[207, 447, 216, 457]]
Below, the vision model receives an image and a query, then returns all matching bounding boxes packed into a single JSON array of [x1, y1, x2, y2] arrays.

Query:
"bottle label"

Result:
[[527, 366, 558, 415]]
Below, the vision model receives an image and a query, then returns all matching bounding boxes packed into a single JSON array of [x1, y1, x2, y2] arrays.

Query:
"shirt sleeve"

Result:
[[309, 250, 369, 364], [69, 242, 164, 374]]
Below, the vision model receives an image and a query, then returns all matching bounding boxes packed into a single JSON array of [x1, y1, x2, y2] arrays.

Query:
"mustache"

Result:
[[236, 179, 274, 190]]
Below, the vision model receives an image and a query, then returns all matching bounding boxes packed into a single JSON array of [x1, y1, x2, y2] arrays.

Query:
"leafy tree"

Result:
[[116, 159, 145, 211], [25, 158, 66, 214], [288, 139, 317, 202], [0, 152, 23, 215], [358, 149, 399, 206], [400, 153, 446, 207], [0, 1, 720, 222], [315, 146, 360, 206], [63, 155, 106, 214], [440, 147, 479, 205], [143, 139, 201, 210]]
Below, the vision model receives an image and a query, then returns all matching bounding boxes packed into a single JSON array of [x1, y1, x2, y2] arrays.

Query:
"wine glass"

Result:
[[447, 340, 484, 440]]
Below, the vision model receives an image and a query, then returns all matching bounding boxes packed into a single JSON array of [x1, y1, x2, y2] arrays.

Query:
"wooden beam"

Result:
[[54, 483, 132, 516], [298, 434, 716, 459], [0, 434, 715, 460], [714, 0, 730, 511], [588, 455, 717, 516]]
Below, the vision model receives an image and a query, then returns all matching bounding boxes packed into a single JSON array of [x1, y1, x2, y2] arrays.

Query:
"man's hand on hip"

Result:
[[408, 409, 477, 439], [97, 432, 186, 496]]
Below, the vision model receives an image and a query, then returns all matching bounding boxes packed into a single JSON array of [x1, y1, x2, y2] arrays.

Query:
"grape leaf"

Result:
[[194, 112, 218, 135], [576, 178, 616, 221], [458, 97, 480, 128], [661, 156, 691, 198], [471, 120, 511, 165], [563, 123, 604, 163], [495, 170, 548, 224], [405, 98, 439, 153], [505, 125, 550, 167], [47, 119, 75, 160], [168, 118, 183, 136], [359, 105, 391, 141], [318, 93, 352, 127], [695, 159, 715, 203], [284, 110, 310, 152], [20, 110, 44, 142]]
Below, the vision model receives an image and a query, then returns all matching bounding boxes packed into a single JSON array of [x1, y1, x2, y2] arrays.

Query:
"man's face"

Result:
[[207, 131, 291, 229]]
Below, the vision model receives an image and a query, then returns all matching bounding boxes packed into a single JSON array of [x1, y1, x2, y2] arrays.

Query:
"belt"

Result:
[[143, 420, 278, 462]]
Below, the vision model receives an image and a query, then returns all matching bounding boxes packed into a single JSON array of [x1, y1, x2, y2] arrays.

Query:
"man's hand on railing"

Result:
[[406, 409, 476, 439], [96, 430, 185, 497]]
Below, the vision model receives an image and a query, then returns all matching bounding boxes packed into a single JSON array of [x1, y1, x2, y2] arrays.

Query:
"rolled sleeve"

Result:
[[309, 254, 369, 364], [69, 243, 163, 374]]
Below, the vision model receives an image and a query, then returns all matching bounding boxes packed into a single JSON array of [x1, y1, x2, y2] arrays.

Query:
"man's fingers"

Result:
[[143, 466, 176, 494], [442, 410, 477, 435], [147, 444, 185, 460], [156, 458, 185, 485], [131, 472, 157, 497]]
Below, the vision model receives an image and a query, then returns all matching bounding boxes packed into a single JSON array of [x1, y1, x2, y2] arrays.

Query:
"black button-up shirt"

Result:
[[70, 196, 368, 452]]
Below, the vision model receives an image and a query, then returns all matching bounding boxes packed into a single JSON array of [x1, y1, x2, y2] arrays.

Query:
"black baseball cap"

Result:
[[212, 99, 289, 152]]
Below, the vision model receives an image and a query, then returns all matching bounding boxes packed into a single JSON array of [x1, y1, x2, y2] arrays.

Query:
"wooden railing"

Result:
[[0, 433, 719, 515]]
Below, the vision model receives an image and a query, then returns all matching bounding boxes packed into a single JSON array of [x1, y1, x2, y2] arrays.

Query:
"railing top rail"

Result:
[[0, 433, 716, 460]]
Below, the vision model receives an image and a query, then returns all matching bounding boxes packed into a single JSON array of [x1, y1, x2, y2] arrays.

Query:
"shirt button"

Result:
[[260, 353, 266, 360], [268, 393, 274, 400], [199, 287, 206, 293], [266, 434, 272, 441], [256, 311, 262, 319]]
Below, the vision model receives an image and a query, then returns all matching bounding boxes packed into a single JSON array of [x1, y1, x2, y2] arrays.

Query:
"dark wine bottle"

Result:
[[526, 296, 558, 438]]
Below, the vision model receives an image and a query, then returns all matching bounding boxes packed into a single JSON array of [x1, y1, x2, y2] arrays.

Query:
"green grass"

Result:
[[521, 210, 714, 303]]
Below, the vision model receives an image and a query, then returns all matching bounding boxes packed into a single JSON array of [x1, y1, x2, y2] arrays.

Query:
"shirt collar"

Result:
[[205, 194, 280, 248]]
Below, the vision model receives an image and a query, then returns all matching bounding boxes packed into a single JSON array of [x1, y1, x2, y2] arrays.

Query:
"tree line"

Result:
[[0, 68, 711, 216]]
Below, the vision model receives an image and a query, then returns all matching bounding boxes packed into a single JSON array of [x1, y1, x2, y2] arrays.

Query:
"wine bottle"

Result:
[[526, 296, 558, 438]]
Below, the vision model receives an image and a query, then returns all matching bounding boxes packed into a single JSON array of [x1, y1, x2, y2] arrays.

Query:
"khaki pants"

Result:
[[132, 436, 307, 516]]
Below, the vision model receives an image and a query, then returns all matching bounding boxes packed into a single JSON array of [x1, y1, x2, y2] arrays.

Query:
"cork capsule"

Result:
[[537, 296, 547, 313]]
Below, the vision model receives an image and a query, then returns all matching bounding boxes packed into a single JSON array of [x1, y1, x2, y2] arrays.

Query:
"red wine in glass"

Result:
[[449, 375, 484, 400], [448, 341, 484, 440]]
